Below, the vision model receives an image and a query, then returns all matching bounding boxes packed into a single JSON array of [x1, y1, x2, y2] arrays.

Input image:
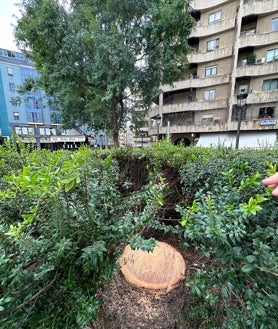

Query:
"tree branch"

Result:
[[0, 270, 58, 316]]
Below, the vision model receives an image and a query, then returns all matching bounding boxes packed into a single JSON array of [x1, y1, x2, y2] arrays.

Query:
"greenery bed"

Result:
[[0, 139, 277, 328]]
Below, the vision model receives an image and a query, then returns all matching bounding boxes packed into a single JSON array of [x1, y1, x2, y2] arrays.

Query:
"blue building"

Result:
[[0, 48, 86, 149]]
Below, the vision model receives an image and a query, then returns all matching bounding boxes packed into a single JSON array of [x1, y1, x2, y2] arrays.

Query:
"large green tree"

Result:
[[15, 0, 195, 145]]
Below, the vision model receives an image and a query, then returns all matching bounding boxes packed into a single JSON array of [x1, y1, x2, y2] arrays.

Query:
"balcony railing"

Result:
[[27, 111, 43, 123], [149, 118, 278, 136], [243, 0, 278, 15], [239, 31, 278, 48], [227, 119, 278, 131], [236, 61, 278, 77], [149, 121, 226, 135], [161, 98, 228, 114], [190, 0, 230, 10], [244, 90, 278, 104], [162, 74, 230, 92], [187, 46, 233, 63], [190, 17, 236, 38]]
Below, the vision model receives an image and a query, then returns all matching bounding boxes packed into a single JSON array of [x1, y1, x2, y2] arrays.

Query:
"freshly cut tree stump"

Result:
[[120, 241, 186, 293], [91, 241, 188, 329]]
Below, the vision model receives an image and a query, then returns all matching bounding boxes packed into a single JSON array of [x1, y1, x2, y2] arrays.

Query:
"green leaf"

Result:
[[102, 155, 112, 168], [156, 193, 163, 205], [241, 263, 255, 273], [246, 255, 256, 263], [180, 215, 191, 227], [129, 235, 157, 252], [65, 179, 76, 192]]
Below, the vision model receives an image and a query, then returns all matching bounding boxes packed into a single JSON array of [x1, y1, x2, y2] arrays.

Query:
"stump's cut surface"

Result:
[[119, 241, 186, 293]]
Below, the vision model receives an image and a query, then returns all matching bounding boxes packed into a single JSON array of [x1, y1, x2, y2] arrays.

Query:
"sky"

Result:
[[0, 1, 71, 52], [0, 1, 21, 51]]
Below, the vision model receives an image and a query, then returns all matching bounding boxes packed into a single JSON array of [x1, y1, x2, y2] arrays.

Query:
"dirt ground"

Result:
[[90, 229, 204, 329]]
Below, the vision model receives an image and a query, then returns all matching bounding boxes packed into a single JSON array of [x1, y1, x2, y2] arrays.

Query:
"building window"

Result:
[[34, 99, 42, 109], [28, 127, 34, 135], [207, 39, 219, 51], [7, 51, 16, 58], [10, 97, 19, 106], [15, 53, 25, 61], [50, 111, 62, 124], [258, 107, 274, 119], [13, 112, 20, 121], [205, 65, 217, 76], [203, 90, 215, 100], [21, 68, 38, 80], [15, 127, 22, 135], [208, 11, 221, 25], [202, 116, 214, 124], [271, 17, 278, 32], [262, 79, 278, 91], [9, 83, 15, 92], [22, 127, 29, 135], [14, 126, 35, 136], [7, 67, 13, 76], [244, 28, 256, 36], [27, 111, 43, 123], [266, 48, 278, 62], [25, 97, 42, 109], [163, 94, 173, 105], [0, 49, 8, 57], [48, 98, 60, 111]]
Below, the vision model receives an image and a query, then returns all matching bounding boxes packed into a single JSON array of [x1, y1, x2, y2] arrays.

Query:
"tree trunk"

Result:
[[113, 130, 119, 147], [90, 242, 189, 329]]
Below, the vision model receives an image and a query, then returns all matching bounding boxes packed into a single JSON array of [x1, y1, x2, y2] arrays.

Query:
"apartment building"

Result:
[[0, 48, 86, 149], [148, 0, 278, 148]]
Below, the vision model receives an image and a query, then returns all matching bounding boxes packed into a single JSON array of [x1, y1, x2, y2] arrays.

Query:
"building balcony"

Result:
[[187, 46, 233, 63], [149, 118, 278, 136], [190, 17, 236, 38], [239, 31, 278, 48], [235, 61, 277, 77], [190, 0, 230, 10], [149, 121, 226, 135], [226, 119, 278, 131], [162, 74, 230, 92], [161, 98, 228, 114], [133, 135, 151, 147], [244, 90, 278, 105], [243, 0, 278, 15]]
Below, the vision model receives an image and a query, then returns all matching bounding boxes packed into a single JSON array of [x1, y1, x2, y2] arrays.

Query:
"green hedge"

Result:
[[0, 139, 278, 328], [178, 147, 278, 328], [0, 141, 163, 328]]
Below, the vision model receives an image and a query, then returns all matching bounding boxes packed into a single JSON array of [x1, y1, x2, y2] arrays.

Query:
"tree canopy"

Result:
[[15, 0, 195, 145]]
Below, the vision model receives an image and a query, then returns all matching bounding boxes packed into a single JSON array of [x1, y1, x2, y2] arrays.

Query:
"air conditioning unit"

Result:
[[256, 58, 265, 64]]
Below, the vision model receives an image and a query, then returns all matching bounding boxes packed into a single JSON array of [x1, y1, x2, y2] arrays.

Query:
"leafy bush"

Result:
[[1, 140, 278, 329], [0, 144, 164, 328], [177, 152, 278, 328]]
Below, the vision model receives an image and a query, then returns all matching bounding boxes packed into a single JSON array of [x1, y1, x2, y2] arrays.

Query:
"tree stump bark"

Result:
[[91, 241, 189, 329]]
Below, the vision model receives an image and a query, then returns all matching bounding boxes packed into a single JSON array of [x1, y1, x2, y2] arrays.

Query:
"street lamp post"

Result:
[[191, 132, 196, 146], [140, 130, 144, 147], [155, 115, 161, 141], [99, 134, 104, 149], [235, 93, 248, 149]]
